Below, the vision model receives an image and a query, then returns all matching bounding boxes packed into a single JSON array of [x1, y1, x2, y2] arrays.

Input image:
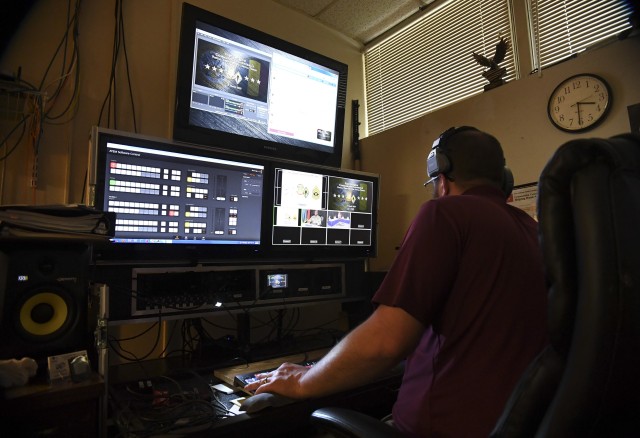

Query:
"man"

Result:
[[246, 127, 548, 437], [307, 210, 323, 226]]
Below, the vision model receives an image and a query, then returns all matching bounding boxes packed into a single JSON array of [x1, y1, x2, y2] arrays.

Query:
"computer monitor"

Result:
[[269, 163, 379, 258], [173, 3, 348, 168], [88, 127, 267, 263]]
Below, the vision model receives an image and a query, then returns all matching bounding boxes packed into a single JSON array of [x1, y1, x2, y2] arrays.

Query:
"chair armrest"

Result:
[[311, 407, 404, 438]]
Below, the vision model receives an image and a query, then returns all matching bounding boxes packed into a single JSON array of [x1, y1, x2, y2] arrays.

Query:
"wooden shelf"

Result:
[[0, 372, 104, 436]]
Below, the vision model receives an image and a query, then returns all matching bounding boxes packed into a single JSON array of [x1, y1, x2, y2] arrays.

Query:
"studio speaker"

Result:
[[0, 242, 91, 361]]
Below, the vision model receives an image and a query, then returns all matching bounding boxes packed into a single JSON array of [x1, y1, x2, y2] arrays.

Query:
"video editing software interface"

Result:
[[186, 9, 341, 154], [272, 167, 374, 248], [99, 141, 264, 246]]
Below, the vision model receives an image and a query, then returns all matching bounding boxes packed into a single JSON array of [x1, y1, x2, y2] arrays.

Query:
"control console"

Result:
[[131, 263, 345, 317]]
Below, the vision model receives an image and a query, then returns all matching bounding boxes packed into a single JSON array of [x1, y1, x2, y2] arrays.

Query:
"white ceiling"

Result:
[[273, 0, 434, 45]]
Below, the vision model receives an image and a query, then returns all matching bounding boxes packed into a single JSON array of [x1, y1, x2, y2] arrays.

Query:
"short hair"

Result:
[[445, 128, 506, 187]]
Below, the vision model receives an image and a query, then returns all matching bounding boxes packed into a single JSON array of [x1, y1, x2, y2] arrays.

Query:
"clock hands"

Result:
[[570, 99, 596, 108], [571, 100, 596, 125]]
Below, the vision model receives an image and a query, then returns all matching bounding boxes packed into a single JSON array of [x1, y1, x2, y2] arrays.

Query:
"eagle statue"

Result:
[[472, 37, 510, 70], [472, 37, 510, 91]]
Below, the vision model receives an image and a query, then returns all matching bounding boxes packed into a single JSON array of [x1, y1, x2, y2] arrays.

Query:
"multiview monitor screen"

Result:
[[89, 128, 266, 262], [173, 3, 348, 168], [271, 165, 378, 257]]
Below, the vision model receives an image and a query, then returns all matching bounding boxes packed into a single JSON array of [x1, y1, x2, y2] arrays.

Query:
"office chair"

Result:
[[310, 133, 640, 437]]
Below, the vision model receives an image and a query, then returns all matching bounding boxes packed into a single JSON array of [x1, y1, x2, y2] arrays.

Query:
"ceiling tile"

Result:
[[274, 0, 336, 17], [317, 0, 419, 43], [274, 0, 427, 44]]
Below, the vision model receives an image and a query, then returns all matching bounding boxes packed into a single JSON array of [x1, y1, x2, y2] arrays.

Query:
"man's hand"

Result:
[[243, 305, 423, 400], [244, 362, 311, 398]]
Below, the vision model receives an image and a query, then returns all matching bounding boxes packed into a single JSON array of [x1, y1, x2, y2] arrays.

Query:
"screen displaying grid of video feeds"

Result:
[[271, 165, 378, 256]]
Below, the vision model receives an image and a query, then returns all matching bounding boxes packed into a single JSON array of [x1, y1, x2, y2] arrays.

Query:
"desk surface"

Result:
[[108, 353, 403, 437], [0, 372, 104, 414]]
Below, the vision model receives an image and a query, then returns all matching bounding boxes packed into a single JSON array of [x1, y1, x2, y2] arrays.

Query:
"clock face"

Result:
[[547, 74, 612, 132]]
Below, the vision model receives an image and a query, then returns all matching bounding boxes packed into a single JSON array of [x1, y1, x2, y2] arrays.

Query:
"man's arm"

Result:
[[245, 304, 425, 399]]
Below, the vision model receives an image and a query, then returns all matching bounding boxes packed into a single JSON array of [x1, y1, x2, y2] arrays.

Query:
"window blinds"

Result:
[[529, 0, 634, 71], [364, 0, 516, 136]]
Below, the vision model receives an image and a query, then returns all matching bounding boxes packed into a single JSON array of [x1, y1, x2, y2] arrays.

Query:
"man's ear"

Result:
[[440, 175, 451, 196]]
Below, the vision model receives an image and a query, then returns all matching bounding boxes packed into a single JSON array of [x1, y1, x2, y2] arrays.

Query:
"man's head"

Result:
[[426, 126, 512, 197]]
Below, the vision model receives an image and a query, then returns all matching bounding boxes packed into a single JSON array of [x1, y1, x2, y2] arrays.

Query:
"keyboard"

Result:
[[233, 360, 318, 388]]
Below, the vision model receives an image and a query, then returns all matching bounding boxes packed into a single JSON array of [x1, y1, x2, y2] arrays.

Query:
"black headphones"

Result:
[[425, 126, 514, 198]]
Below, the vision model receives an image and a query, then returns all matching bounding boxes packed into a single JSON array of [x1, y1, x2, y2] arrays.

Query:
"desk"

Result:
[[107, 356, 402, 437], [219, 371, 402, 437], [0, 372, 104, 437]]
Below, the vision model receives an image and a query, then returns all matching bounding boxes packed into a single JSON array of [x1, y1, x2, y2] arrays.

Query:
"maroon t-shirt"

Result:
[[372, 186, 548, 438]]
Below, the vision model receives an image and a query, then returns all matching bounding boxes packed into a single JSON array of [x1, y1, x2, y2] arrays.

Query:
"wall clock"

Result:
[[547, 73, 612, 132]]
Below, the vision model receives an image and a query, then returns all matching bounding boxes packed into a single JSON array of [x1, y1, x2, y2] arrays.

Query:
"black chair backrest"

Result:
[[491, 133, 640, 437]]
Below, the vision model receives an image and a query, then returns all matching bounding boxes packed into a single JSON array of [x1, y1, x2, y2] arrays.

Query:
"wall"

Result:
[[360, 36, 640, 271], [0, 0, 364, 365], [0, 0, 364, 206]]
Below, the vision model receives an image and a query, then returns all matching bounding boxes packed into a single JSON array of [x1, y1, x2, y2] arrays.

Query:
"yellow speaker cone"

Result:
[[19, 292, 68, 336]]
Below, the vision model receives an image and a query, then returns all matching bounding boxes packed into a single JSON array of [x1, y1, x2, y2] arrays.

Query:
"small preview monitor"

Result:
[[267, 273, 288, 289]]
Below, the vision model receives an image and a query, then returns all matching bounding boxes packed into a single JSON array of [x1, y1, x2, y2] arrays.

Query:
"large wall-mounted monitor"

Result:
[[173, 3, 348, 168], [269, 163, 379, 259], [88, 127, 267, 263]]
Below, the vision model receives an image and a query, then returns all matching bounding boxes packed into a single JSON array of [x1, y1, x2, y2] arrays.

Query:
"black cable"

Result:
[[41, 0, 82, 121], [283, 307, 301, 338], [36, 0, 75, 90], [156, 319, 180, 358], [109, 321, 159, 342], [0, 0, 81, 187], [44, 42, 80, 121], [0, 114, 29, 161], [117, 0, 137, 132], [200, 316, 235, 332], [97, 0, 137, 131], [107, 312, 163, 362], [181, 318, 200, 356], [112, 0, 119, 129], [97, 0, 120, 128], [79, 168, 87, 204], [114, 373, 218, 437]]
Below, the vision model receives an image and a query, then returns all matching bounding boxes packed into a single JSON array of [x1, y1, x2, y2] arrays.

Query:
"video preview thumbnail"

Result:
[[195, 39, 270, 103], [328, 178, 372, 213]]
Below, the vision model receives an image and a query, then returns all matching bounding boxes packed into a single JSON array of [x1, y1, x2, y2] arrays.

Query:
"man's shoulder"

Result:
[[423, 191, 499, 211]]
